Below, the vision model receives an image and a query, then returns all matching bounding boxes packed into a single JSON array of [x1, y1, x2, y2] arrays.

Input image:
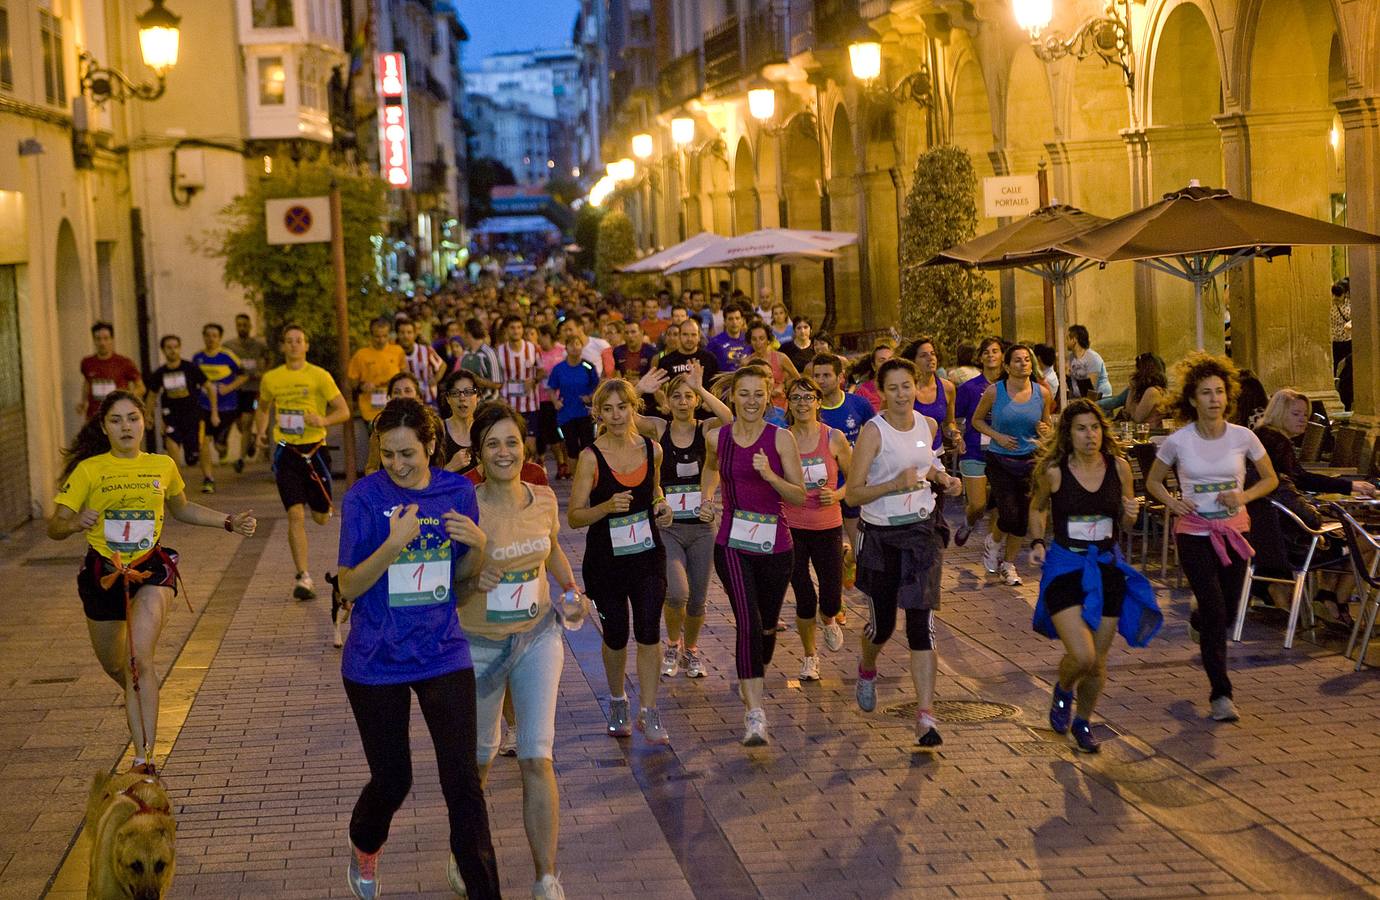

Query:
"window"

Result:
[[0, 5, 13, 91], [258, 56, 286, 105], [39, 9, 65, 106], [298, 54, 319, 109], [251, 0, 293, 28]]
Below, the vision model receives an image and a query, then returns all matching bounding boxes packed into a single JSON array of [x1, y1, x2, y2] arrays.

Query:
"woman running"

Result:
[[49, 391, 257, 774], [568, 379, 674, 743], [363, 372, 426, 476], [783, 375, 852, 679], [902, 336, 961, 452], [1028, 399, 1160, 753], [699, 366, 805, 745], [1146, 353, 1278, 723], [953, 337, 1004, 546], [850, 339, 896, 412], [746, 319, 800, 411], [460, 403, 583, 900], [972, 343, 1053, 586], [335, 399, 499, 899], [438, 368, 481, 473], [845, 360, 963, 748]]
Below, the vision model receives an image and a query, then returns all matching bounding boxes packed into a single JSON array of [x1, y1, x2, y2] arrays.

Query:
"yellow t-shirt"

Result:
[[54, 452, 185, 560], [258, 362, 343, 445], [347, 344, 407, 422]]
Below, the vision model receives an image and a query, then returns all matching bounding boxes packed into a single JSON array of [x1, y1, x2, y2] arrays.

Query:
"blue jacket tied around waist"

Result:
[[1033, 542, 1163, 647]]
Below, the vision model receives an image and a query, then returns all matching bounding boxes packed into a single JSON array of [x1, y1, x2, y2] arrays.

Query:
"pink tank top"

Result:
[[783, 423, 842, 531]]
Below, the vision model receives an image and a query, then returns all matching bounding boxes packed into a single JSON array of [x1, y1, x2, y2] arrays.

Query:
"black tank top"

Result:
[[659, 422, 705, 488], [586, 435, 663, 559], [1051, 454, 1122, 550], [442, 419, 475, 474]]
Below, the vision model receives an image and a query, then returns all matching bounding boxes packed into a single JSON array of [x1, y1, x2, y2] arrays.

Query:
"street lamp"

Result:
[[671, 117, 696, 147], [847, 39, 882, 83], [611, 157, 636, 183], [1013, 0, 1135, 90], [80, 0, 181, 105], [631, 132, 654, 160], [747, 82, 776, 123], [847, 26, 934, 110]]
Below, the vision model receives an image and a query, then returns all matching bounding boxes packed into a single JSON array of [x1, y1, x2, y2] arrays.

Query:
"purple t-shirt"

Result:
[[338, 468, 477, 685], [708, 332, 750, 372], [955, 373, 991, 462], [913, 377, 948, 450], [715, 424, 793, 554]]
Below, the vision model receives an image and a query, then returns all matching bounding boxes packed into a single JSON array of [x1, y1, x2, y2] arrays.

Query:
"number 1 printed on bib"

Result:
[[105, 510, 156, 554], [487, 567, 542, 622], [728, 510, 776, 553], [609, 510, 655, 556], [387, 543, 452, 607]]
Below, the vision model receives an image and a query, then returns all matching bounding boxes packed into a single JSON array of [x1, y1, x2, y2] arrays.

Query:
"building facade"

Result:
[[464, 46, 579, 183]]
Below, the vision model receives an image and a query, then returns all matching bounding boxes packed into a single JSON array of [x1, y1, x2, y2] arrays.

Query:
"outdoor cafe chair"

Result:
[[1324, 502, 1380, 671], [1232, 497, 1345, 649]]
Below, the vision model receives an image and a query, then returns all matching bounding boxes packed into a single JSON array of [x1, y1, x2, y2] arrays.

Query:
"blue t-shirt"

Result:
[[546, 359, 599, 425], [193, 349, 243, 412], [819, 392, 875, 445], [338, 468, 478, 685], [707, 332, 750, 372]]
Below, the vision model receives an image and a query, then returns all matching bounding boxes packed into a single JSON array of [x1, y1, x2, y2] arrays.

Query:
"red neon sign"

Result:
[[376, 53, 412, 189]]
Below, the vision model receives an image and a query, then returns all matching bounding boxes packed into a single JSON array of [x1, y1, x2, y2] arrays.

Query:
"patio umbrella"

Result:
[[664, 228, 856, 303], [1057, 182, 1380, 347], [618, 231, 727, 274], [923, 203, 1111, 408]]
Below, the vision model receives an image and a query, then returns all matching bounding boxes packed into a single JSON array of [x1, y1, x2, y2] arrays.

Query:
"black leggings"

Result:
[[790, 526, 843, 620], [586, 550, 667, 650], [865, 602, 936, 651], [1176, 533, 1249, 702], [343, 668, 500, 899], [714, 544, 795, 679]]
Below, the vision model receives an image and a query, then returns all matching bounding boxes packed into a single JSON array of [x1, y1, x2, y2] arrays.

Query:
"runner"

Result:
[[460, 402, 583, 900], [362, 373, 437, 477], [223, 312, 270, 471], [1145, 352, 1278, 723], [844, 358, 963, 748], [396, 317, 446, 403], [972, 343, 1053, 586], [903, 336, 961, 451], [534, 323, 569, 478], [146, 334, 208, 468], [707, 303, 751, 372], [437, 369, 481, 474], [811, 352, 875, 614], [347, 317, 406, 430], [546, 325, 600, 459], [79, 321, 145, 419], [568, 379, 674, 743], [746, 319, 800, 411], [1028, 399, 1160, 753], [495, 314, 543, 457], [193, 322, 247, 494], [253, 324, 351, 601], [699, 366, 805, 745], [782, 376, 852, 678], [48, 390, 256, 773], [334, 399, 499, 899], [953, 337, 1005, 546]]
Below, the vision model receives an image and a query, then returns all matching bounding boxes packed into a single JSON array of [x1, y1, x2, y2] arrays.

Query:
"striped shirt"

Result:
[[496, 340, 540, 413], [400, 342, 443, 401]]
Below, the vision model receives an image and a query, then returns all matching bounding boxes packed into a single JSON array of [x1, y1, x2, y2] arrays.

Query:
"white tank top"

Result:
[[861, 410, 940, 527]]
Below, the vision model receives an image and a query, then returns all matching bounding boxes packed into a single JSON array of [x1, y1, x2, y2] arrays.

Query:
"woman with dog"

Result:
[[49, 390, 257, 774], [458, 402, 584, 900], [335, 398, 500, 899]]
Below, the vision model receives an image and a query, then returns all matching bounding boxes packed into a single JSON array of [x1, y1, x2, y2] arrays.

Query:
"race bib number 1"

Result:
[[667, 485, 702, 521], [104, 510, 156, 554], [277, 409, 306, 435], [879, 485, 933, 526], [1067, 514, 1113, 542], [486, 567, 542, 623], [801, 456, 828, 489], [91, 379, 116, 400], [387, 544, 452, 607], [609, 510, 655, 556], [370, 391, 388, 409], [728, 510, 777, 553]]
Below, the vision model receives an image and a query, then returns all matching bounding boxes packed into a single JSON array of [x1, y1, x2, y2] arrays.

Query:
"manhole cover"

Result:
[[1006, 740, 1070, 757], [886, 699, 1021, 723]]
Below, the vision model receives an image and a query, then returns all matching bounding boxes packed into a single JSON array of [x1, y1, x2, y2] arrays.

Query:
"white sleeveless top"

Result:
[[861, 410, 942, 527]]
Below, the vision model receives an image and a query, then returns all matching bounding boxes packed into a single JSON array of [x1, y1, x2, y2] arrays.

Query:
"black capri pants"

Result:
[[714, 544, 795, 679], [984, 450, 1035, 537], [789, 525, 843, 621], [585, 548, 667, 650], [342, 667, 500, 899], [857, 522, 941, 651]]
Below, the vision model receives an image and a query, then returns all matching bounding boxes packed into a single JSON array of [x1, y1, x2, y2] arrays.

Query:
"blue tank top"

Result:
[[990, 380, 1044, 456], [913, 378, 947, 450]]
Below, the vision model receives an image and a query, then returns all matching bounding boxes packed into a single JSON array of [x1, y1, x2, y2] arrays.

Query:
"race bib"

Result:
[[667, 484, 702, 521], [241, 358, 257, 373], [486, 566, 542, 623], [728, 510, 777, 553], [980, 433, 992, 447], [163, 372, 187, 395], [91, 379, 116, 399], [1192, 481, 1237, 519], [801, 456, 828, 489], [1067, 514, 1114, 542], [609, 510, 655, 556], [879, 485, 934, 526], [370, 391, 388, 409], [675, 460, 700, 479], [104, 510, 156, 554], [502, 380, 526, 398], [387, 544, 452, 607], [277, 409, 306, 435]]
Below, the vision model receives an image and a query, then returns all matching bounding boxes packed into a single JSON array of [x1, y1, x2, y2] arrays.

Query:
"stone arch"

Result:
[[55, 219, 89, 441], [859, 100, 901, 328], [1001, 48, 1057, 341], [731, 136, 758, 236], [782, 120, 825, 320], [827, 102, 863, 333], [699, 141, 733, 237]]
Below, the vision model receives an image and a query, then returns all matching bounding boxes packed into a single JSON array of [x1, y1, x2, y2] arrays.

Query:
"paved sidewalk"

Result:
[[17, 467, 1380, 898]]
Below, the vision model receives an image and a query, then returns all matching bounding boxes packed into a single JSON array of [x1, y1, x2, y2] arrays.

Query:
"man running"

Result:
[[495, 314, 543, 457], [347, 317, 406, 430], [147, 334, 208, 468], [396, 317, 446, 402], [224, 313, 270, 470], [254, 325, 350, 600], [193, 323, 247, 494], [79, 321, 144, 419], [707, 303, 751, 373]]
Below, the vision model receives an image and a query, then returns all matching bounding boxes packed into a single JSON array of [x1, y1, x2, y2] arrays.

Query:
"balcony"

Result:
[[657, 52, 702, 111], [746, 3, 789, 70], [812, 0, 863, 48], [789, 0, 817, 56], [702, 17, 743, 89]]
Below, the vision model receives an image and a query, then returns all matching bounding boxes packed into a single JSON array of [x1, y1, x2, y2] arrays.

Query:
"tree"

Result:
[[898, 146, 996, 356], [466, 156, 516, 226], [572, 203, 604, 276], [595, 209, 638, 293], [208, 160, 389, 371]]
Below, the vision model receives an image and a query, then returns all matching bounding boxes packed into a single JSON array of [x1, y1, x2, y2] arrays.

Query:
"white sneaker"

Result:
[[661, 641, 680, 677], [682, 647, 706, 678], [499, 725, 518, 757], [294, 571, 316, 601], [742, 708, 769, 746], [533, 873, 566, 900], [982, 536, 1002, 574], [822, 621, 845, 652], [999, 560, 1022, 586], [447, 852, 467, 896], [799, 655, 820, 681]]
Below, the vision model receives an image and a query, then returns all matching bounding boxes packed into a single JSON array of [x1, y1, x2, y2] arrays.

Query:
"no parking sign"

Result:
[[265, 196, 332, 245]]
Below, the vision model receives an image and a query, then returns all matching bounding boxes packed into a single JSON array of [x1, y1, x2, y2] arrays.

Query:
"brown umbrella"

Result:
[[1057, 182, 1380, 347]]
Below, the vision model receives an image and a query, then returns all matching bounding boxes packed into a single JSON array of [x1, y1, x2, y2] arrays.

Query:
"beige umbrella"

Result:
[[618, 231, 727, 274]]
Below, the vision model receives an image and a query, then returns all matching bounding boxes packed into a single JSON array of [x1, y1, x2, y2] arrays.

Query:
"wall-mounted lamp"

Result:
[[80, 0, 181, 106], [846, 24, 933, 109], [670, 117, 696, 147], [631, 132, 654, 160], [1013, 0, 1134, 91], [747, 81, 777, 123]]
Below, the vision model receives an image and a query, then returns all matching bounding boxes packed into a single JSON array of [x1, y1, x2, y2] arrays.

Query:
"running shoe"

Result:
[[842, 543, 856, 590], [533, 873, 566, 900], [1070, 718, 1099, 754], [915, 712, 944, 749], [953, 522, 973, 547], [742, 708, 769, 746], [233, 458, 245, 474], [822, 621, 845, 652], [447, 852, 467, 897], [606, 697, 632, 737], [999, 561, 1022, 586], [855, 669, 877, 712], [1210, 696, 1240, 722], [799, 655, 820, 681], [1049, 683, 1074, 734], [682, 647, 706, 678], [294, 572, 316, 601], [661, 641, 680, 677], [637, 707, 670, 745], [201, 478, 216, 494], [129, 760, 157, 776], [982, 535, 1002, 574], [499, 725, 518, 757], [347, 844, 380, 899]]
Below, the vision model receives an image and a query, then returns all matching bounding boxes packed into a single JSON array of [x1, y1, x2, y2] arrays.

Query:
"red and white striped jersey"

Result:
[[400, 342, 443, 401], [495, 340, 540, 412]]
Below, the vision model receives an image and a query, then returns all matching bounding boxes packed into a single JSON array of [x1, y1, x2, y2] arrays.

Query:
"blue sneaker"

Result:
[[1070, 717, 1100, 754], [347, 844, 380, 899], [1049, 683, 1074, 734], [855, 670, 877, 712]]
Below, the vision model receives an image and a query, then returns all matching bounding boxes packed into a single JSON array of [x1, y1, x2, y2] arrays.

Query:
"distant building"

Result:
[[466, 93, 563, 186], [464, 47, 579, 185]]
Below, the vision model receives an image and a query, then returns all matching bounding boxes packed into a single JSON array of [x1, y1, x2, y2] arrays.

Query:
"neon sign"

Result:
[[376, 53, 412, 189]]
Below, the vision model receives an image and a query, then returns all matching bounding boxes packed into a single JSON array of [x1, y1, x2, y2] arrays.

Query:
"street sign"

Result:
[[983, 175, 1040, 218], [265, 196, 332, 245]]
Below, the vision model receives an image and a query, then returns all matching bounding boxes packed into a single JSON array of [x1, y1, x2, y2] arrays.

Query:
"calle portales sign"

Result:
[[983, 175, 1040, 218]]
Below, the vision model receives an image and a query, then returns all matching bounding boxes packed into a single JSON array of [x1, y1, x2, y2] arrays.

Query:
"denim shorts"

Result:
[[470, 615, 564, 763], [959, 459, 987, 478]]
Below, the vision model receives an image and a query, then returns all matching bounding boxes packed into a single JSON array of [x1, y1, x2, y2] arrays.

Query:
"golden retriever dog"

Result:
[[85, 770, 176, 900]]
